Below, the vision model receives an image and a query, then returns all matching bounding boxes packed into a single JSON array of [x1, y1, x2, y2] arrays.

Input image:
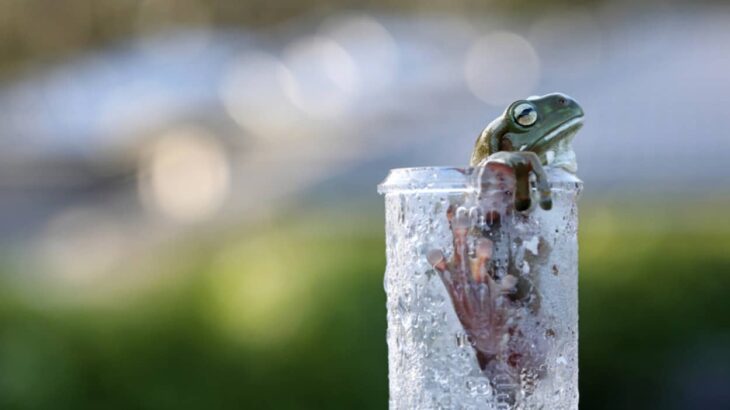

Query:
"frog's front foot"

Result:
[[480, 151, 552, 212]]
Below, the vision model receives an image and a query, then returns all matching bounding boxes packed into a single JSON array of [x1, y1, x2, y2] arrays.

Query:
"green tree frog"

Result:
[[470, 93, 584, 211]]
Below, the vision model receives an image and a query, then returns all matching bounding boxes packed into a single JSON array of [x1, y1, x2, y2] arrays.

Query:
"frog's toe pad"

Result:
[[515, 198, 531, 212]]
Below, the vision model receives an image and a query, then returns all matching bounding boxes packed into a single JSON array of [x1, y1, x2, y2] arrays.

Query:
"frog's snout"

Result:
[[555, 94, 584, 117]]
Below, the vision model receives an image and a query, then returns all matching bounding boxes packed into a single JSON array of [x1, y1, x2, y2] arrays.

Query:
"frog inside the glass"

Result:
[[427, 93, 584, 404]]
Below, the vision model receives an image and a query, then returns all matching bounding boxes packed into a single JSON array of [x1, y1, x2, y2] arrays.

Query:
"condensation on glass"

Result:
[[378, 166, 581, 410]]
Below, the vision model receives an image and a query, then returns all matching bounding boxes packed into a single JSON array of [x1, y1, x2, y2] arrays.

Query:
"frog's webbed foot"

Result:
[[426, 206, 518, 371], [481, 151, 552, 212]]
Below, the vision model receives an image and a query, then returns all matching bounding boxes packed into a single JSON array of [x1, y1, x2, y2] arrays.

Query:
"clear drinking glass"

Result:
[[378, 166, 582, 409]]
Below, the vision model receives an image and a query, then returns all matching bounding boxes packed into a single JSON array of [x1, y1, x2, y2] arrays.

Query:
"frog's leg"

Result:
[[484, 151, 552, 212], [524, 153, 552, 211], [427, 206, 513, 372]]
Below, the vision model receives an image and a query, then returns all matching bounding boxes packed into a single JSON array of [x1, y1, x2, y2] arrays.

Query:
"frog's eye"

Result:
[[512, 103, 537, 127]]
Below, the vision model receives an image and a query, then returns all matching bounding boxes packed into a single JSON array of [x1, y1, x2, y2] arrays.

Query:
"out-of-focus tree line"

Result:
[[1, 0, 718, 77]]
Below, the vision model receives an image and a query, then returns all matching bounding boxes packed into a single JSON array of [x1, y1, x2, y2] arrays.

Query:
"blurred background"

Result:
[[0, 0, 729, 409]]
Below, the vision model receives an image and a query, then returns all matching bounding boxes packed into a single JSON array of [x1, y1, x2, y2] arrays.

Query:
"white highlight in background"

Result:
[[465, 32, 540, 105], [219, 51, 301, 138], [139, 127, 230, 222], [281, 35, 360, 119], [319, 14, 398, 92]]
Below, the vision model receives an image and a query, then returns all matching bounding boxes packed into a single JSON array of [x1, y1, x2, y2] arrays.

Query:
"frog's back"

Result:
[[470, 118, 501, 166]]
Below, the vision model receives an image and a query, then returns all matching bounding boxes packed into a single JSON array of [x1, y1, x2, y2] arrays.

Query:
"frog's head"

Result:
[[470, 93, 584, 168], [498, 93, 583, 158]]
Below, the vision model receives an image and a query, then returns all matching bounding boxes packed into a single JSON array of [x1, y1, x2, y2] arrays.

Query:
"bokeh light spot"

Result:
[[37, 207, 128, 283], [139, 127, 230, 222], [319, 14, 398, 91], [464, 32, 541, 105], [281, 35, 360, 118], [206, 236, 312, 348], [219, 51, 301, 138]]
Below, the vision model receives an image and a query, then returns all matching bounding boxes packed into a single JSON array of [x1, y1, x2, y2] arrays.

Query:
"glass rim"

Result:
[[377, 166, 582, 194]]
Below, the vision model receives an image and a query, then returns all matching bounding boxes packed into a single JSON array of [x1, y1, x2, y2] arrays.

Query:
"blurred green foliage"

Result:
[[0, 199, 729, 409]]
